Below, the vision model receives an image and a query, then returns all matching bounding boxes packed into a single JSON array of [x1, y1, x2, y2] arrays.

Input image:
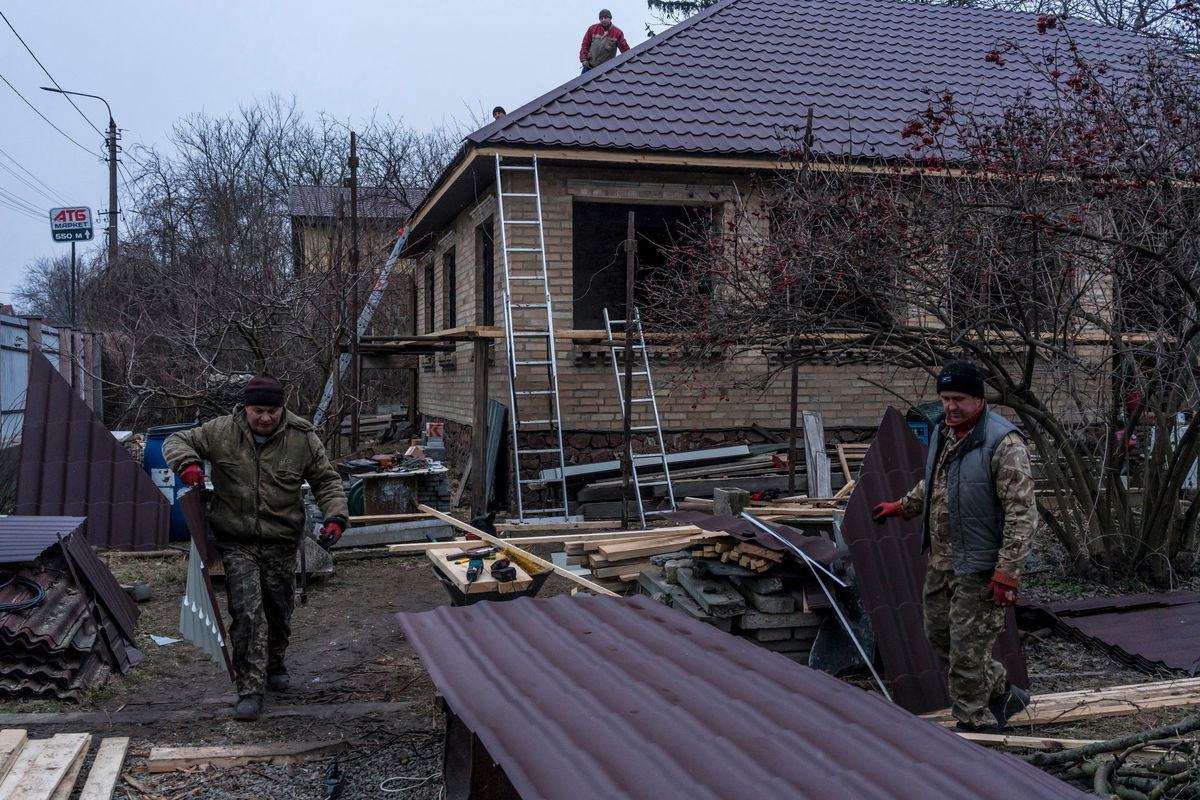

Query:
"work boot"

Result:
[[233, 694, 264, 721], [989, 683, 1032, 729], [267, 670, 290, 691], [953, 720, 999, 734]]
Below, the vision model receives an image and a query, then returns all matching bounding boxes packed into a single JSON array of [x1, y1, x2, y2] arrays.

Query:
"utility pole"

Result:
[[348, 132, 361, 451], [40, 88, 118, 266], [106, 116, 118, 267]]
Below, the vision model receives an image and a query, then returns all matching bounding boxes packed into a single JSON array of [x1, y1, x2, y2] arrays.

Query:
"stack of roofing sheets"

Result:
[[0, 517, 142, 700], [1030, 591, 1200, 675]]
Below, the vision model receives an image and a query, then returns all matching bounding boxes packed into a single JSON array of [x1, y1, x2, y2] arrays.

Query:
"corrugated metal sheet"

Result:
[[61, 533, 144, 674], [396, 594, 1087, 800], [178, 487, 233, 679], [0, 516, 85, 564], [0, 552, 121, 699], [470, 0, 1150, 160], [840, 407, 1026, 714], [288, 185, 425, 219], [15, 352, 168, 551], [1031, 592, 1200, 674]]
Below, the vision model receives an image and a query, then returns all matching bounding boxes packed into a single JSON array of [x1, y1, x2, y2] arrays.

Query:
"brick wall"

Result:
[[411, 160, 938, 440]]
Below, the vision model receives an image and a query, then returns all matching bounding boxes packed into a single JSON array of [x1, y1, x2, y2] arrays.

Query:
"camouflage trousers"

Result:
[[219, 540, 297, 697], [923, 567, 1008, 727]]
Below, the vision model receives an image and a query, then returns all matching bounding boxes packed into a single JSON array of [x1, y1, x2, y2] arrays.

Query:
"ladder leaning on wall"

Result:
[[603, 306, 676, 527], [494, 154, 571, 521]]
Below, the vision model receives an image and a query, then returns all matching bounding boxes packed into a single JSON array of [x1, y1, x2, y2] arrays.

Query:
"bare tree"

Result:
[[647, 25, 1200, 586], [30, 96, 462, 431]]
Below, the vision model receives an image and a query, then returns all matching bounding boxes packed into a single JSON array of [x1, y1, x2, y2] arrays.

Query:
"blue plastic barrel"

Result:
[[143, 423, 198, 541]]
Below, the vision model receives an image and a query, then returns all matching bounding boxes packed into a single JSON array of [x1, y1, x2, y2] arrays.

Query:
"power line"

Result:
[[0, 183, 43, 216], [0, 10, 105, 138], [0, 70, 97, 156], [0, 147, 69, 206], [0, 195, 42, 221]]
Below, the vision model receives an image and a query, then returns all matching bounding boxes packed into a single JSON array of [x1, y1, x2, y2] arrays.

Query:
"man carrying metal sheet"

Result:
[[164, 373, 347, 721], [872, 360, 1035, 732]]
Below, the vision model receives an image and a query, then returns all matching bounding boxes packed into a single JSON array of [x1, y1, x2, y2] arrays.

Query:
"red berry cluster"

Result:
[[1036, 15, 1058, 33]]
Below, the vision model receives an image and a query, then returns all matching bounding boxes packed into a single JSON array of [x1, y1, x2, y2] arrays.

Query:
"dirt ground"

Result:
[[0, 531, 1196, 799]]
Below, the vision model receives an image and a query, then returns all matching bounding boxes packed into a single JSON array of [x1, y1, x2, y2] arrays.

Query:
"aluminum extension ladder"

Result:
[[494, 154, 570, 520], [603, 306, 676, 527]]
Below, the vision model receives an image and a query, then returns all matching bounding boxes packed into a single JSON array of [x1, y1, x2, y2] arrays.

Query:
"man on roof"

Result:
[[872, 360, 1035, 733], [580, 8, 630, 73], [163, 373, 347, 722]]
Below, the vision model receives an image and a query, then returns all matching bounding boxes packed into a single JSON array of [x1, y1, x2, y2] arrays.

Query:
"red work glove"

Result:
[[989, 571, 1019, 607], [872, 501, 903, 523], [179, 464, 205, 486], [318, 521, 344, 550]]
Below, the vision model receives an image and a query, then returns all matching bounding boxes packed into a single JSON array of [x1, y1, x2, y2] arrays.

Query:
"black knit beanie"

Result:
[[243, 373, 285, 407], [599, 8, 612, 19], [936, 360, 985, 398]]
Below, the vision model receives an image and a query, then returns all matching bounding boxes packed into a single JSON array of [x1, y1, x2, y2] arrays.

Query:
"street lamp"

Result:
[[40, 87, 118, 268]]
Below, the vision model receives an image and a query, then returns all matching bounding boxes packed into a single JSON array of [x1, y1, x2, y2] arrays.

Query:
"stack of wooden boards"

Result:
[[565, 527, 717, 593], [0, 729, 128, 800]]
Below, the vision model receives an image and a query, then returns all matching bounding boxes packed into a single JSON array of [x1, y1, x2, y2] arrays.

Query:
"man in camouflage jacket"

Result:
[[164, 373, 347, 721], [873, 360, 1036, 732]]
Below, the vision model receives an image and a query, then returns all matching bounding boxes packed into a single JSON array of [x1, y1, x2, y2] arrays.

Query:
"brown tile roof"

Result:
[[470, 0, 1151, 160], [16, 353, 169, 552], [396, 593, 1087, 799], [840, 407, 1027, 714]]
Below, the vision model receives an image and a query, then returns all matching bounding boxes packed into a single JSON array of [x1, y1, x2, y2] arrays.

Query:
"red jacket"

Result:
[[580, 22, 630, 65]]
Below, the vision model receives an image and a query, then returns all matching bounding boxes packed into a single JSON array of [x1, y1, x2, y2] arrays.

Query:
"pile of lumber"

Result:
[[0, 729, 127, 799], [565, 527, 714, 592], [634, 535, 835, 665], [554, 423, 871, 520]]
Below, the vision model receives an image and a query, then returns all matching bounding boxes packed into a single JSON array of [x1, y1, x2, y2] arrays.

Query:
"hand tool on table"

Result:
[[465, 558, 484, 583], [446, 546, 499, 561]]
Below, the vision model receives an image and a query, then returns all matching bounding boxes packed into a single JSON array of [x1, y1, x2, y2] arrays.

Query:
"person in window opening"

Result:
[[164, 373, 347, 722], [580, 9, 629, 73], [872, 360, 1035, 732]]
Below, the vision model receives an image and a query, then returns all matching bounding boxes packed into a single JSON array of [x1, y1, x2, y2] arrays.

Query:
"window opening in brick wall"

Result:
[[425, 260, 436, 333], [443, 248, 457, 329], [476, 219, 495, 326], [572, 201, 712, 329]]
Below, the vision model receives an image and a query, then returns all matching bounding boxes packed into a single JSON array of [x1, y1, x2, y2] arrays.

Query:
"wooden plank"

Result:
[[922, 677, 1200, 727], [801, 410, 831, 499], [470, 336, 489, 518], [5, 733, 90, 800], [452, 454, 472, 509], [386, 526, 704, 553], [146, 740, 347, 773], [417, 505, 620, 596], [427, 549, 533, 595], [349, 512, 432, 525], [835, 443, 852, 484], [48, 741, 88, 800], [595, 534, 711, 561], [0, 739, 46, 798], [591, 560, 655, 579], [77, 737, 129, 800], [496, 521, 616, 532], [0, 730, 28, 785]]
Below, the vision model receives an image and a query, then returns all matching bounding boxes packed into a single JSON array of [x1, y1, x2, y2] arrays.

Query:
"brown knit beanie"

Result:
[[243, 373, 285, 407]]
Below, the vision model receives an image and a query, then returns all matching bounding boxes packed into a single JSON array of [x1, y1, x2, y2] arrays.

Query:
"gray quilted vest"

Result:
[[922, 410, 1021, 574]]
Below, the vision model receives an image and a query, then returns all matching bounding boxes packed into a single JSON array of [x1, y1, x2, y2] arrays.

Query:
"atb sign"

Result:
[[49, 207, 94, 242]]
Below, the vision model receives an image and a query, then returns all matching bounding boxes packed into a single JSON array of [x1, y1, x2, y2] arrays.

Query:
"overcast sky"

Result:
[[0, 1, 659, 308]]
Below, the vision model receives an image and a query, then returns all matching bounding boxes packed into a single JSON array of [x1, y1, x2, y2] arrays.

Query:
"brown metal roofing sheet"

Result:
[[0, 516, 85, 564], [396, 593, 1085, 800], [178, 487, 233, 679], [63, 531, 140, 646], [471, 0, 1151, 161], [840, 407, 1026, 714], [16, 352, 168, 551], [1031, 592, 1200, 674]]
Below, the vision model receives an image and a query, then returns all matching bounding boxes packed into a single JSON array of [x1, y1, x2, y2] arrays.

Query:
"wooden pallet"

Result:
[[0, 730, 128, 800]]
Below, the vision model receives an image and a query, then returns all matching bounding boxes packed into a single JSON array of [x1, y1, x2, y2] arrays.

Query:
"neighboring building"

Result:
[[392, 0, 1149, 499]]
